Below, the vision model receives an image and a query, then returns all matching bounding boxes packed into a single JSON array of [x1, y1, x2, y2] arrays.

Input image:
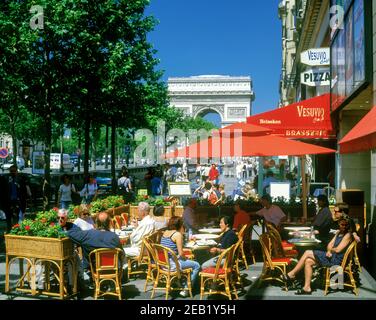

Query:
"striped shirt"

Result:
[[160, 232, 178, 256]]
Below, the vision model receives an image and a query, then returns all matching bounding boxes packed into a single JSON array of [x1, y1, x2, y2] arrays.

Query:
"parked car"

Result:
[[95, 173, 112, 191], [0, 156, 25, 171]]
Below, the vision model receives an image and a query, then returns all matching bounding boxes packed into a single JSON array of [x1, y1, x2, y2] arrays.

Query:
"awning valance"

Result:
[[247, 94, 335, 139], [339, 107, 376, 154]]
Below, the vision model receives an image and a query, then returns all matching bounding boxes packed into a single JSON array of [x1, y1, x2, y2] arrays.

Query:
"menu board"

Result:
[[168, 182, 192, 196], [270, 182, 291, 200]]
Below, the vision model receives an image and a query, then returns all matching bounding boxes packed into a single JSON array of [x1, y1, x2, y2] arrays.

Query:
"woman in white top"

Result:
[[73, 204, 95, 231], [57, 174, 78, 209], [80, 174, 98, 204]]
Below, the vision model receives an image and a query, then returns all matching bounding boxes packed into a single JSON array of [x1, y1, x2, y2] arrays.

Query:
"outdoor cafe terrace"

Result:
[[1, 200, 376, 301]]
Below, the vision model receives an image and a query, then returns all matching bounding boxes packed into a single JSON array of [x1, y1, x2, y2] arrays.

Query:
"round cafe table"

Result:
[[288, 238, 321, 258]]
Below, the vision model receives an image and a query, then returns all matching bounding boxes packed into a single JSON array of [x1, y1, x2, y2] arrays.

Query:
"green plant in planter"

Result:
[[67, 204, 81, 220], [10, 219, 66, 238], [90, 199, 108, 214], [35, 208, 60, 224], [154, 197, 172, 206], [105, 195, 125, 208]]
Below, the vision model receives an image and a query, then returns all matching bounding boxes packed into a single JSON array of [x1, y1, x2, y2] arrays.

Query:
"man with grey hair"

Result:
[[123, 201, 155, 258]]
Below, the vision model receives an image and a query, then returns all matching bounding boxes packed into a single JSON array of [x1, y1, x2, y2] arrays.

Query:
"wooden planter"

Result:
[[107, 204, 129, 217], [174, 206, 184, 217], [4, 234, 76, 299], [129, 205, 138, 219], [5, 234, 74, 260], [163, 206, 173, 218]]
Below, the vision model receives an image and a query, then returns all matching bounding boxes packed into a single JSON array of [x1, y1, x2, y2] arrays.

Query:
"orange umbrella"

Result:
[[216, 122, 273, 136]]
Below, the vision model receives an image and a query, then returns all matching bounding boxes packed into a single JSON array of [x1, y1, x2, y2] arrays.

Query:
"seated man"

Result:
[[123, 202, 155, 259], [62, 211, 124, 271], [233, 199, 251, 231], [252, 194, 286, 230], [202, 216, 238, 269]]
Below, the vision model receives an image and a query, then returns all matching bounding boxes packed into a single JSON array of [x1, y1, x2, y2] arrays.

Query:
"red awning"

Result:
[[246, 94, 335, 139], [163, 134, 336, 159], [339, 106, 376, 154]]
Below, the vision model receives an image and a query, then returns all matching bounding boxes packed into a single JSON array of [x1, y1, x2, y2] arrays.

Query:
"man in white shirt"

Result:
[[253, 194, 286, 229], [123, 202, 155, 258]]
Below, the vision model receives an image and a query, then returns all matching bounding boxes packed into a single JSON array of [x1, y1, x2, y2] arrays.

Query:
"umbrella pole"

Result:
[[300, 156, 308, 222], [258, 157, 264, 196]]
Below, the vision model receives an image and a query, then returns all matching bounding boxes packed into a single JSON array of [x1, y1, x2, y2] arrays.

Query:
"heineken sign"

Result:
[[301, 68, 331, 87], [301, 48, 330, 66]]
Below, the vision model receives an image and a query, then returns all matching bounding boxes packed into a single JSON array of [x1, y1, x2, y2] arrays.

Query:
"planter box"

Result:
[[174, 206, 184, 217], [163, 206, 173, 218], [129, 205, 138, 219], [5, 234, 74, 260], [107, 204, 129, 217]]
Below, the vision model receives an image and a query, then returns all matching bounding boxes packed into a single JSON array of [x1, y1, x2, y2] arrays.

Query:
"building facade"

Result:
[[279, 0, 376, 277], [167, 75, 255, 128]]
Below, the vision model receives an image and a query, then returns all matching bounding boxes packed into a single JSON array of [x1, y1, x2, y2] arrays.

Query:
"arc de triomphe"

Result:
[[168, 75, 255, 127]]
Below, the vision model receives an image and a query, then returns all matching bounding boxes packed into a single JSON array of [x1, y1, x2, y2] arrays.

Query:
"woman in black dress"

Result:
[[282, 217, 353, 295]]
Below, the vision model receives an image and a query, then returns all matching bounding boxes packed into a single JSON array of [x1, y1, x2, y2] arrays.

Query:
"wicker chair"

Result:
[[89, 248, 123, 300], [258, 233, 293, 291], [199, 244, 238, 300], [151, 243, 193, 299], [236, 224, 249, 269], [324, 240, 358, 296], [265, 222, 298, 258], [142, 237, 158, 292], [127, 240, 149, 279]]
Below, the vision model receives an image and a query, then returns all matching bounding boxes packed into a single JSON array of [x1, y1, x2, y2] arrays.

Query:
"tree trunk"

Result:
[[105, 125, 109, 169], [60, 129, 64, 172], [77, 129, 81, 172], [111, 120, 117, 193], [84, 117, 90, 177], [43, 111, 52, 211], [9, 119, 17, 167]]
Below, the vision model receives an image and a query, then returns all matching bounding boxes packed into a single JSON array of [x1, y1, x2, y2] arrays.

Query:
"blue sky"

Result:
[[146, 0, 282, 118]]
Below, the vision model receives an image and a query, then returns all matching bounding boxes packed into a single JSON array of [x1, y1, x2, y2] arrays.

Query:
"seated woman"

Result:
[[202, 216, 238, 269], [160, 216, 201, 297], [153, 204, 168, 230], [282, 217, 353, 295], [73, 204, 95, 231]]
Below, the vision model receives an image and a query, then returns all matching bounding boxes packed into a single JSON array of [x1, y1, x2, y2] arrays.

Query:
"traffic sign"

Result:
[[0, 148, 9, 159]]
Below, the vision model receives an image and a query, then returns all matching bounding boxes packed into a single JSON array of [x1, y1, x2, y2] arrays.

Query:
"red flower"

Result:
[[25, 225, 31, 231], [12, 224, 20, 229], [50, 222, 55, 227], [143, 195, 148, 199], [52, 207, 59, 212]]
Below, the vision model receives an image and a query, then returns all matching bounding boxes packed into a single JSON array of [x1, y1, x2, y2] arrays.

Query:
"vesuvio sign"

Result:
[[301, 48, 330, 66], [301, 68, 331, 87], [246, 94, 334, 139]]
